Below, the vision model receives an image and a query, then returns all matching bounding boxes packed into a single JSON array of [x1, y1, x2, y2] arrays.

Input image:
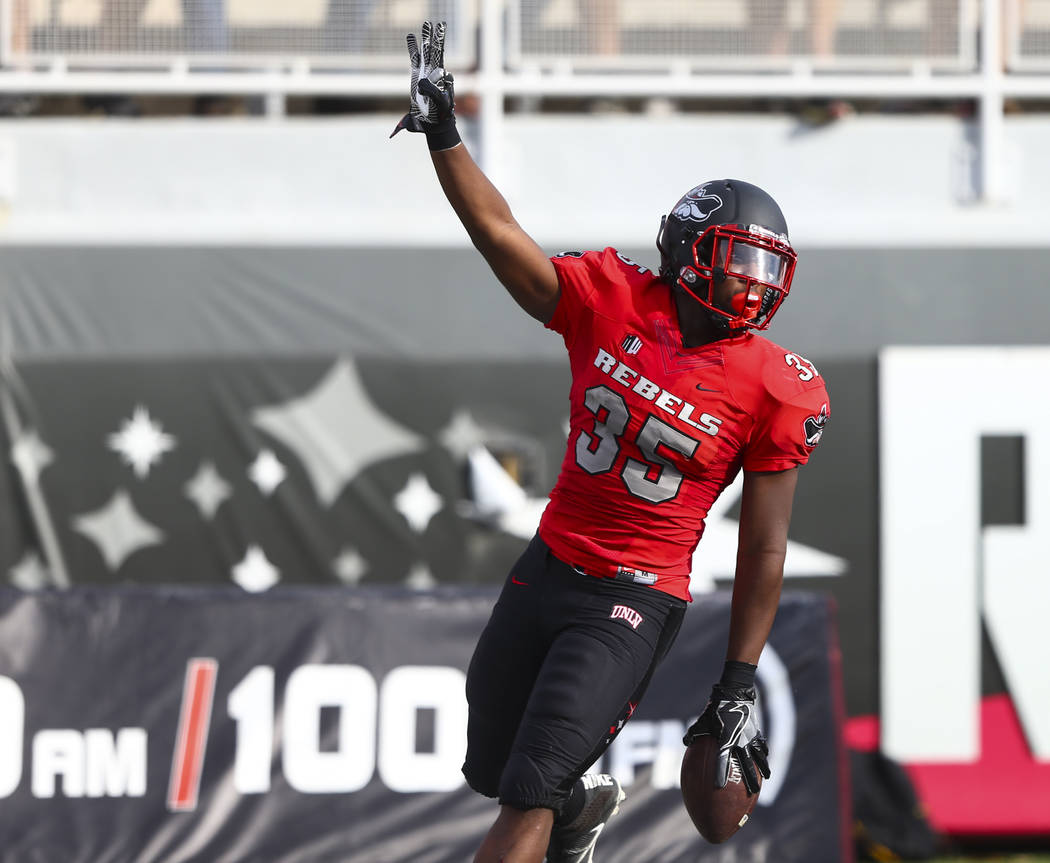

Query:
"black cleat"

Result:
[[546, 774, 625, 863]]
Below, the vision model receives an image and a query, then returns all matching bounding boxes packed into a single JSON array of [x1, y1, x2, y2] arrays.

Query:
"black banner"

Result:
[[0, 587, 849, 863], [0, 355, 863, 705]]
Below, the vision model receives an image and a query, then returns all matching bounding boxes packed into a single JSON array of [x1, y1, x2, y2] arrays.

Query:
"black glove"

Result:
[[683, 684, 770, 794], [389, 20, 460, 151]]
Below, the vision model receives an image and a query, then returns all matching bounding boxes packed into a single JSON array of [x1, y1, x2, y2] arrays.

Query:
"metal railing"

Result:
[[0, 0, 1045, 202], [0, 0, 998, 72]]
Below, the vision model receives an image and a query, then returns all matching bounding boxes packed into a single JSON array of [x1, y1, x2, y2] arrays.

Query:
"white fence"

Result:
[[0, 0, 1047, 202]]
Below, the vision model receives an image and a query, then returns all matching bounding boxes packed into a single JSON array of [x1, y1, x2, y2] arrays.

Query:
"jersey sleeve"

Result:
[[742, 385, 830, 472], [545, 250, 607, 344]]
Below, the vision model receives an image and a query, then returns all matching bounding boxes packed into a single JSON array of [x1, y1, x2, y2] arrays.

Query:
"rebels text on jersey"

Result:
[[538, 248, 830, 601]]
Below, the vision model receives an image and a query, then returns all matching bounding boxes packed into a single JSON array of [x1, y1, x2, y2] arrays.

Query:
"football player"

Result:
[[392, 22, 830, 863]]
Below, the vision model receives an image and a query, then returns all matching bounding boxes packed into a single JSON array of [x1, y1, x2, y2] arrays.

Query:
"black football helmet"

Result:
[[656, 179, 797, 331]]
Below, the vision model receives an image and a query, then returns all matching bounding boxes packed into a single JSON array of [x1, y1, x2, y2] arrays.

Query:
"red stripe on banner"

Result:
[[167, 658, 218, 812]]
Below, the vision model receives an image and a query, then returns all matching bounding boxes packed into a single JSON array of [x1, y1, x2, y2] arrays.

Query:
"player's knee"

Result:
[[496, 752, 570, 811], [462, 753, 501, 799]]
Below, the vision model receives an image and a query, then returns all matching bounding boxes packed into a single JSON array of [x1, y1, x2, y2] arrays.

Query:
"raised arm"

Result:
[[430, 145, 560, 323], [390, 21, 560, 323]]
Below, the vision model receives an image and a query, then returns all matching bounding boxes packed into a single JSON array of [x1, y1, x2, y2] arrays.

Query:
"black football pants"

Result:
[[461, 534, 686, 812]]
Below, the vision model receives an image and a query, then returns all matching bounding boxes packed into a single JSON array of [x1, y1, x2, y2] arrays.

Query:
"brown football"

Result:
[[680, 736, 761, 844]]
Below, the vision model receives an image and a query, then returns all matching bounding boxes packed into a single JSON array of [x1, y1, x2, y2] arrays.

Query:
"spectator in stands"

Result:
[[921, 0, 1027, 65], [0, 0, 40, 116], [519, 0, 620, 57], [185, 0, 229, 52], [580, 0, 619, 55], [747, 0, 841, 59], [327, 1, 459, 54], [94, 0, 230, 115], [1004, 0, 1028, 71], [921, 0, 967, 58], [99, 0, 227, 53], [8, 0, 27, 55], [744, 0, 848, 125]]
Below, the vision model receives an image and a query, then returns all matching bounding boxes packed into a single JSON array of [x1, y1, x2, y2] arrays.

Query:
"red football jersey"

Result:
[[537, 248, 830, 601]]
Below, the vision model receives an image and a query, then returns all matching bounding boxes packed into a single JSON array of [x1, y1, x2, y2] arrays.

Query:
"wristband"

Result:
[[719, 660, 757, 690], [426, 124, 462, 152]]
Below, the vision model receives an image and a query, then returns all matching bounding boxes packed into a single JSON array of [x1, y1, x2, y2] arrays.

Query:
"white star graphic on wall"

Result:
[[333, 547, 367, 585], [438, 410, 488, 462], [107, 406, 176, 479], [252, 359, 425, 507], [232, 545, 280, 592], [184, 461, 232, 520], [10, 430, 53, 486], [248, 450, 287, 496], [72, 489, 165, 571], [394, 472, 444, 534], [9, 551, 51, 590], [405, 563, 437, 590]]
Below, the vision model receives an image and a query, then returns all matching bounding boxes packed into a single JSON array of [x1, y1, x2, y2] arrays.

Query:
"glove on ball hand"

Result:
[[683, 684, 771, 794]]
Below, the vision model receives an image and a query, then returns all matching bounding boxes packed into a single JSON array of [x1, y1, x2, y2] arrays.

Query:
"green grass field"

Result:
[[931, 857, 1050, 862]]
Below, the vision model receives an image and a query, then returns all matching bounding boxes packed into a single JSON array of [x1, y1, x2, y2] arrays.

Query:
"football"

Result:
[[680, 736, 761, 844]]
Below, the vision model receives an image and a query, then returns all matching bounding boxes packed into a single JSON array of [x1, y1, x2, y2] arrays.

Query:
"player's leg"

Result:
[[506, 558, 687, 861], [472, 805, 554, 863], [543, 603, 685, 862], [546, 772, 626, 863], [462, 535, 552, 799], [463, 535, 560, 862], [478, 620, 635, 863], [464, 537, 686, 862]]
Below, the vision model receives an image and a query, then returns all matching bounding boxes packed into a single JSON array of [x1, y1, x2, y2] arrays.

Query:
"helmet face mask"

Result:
[[679, 224, 796, 330], [656, 180, 797, 332]]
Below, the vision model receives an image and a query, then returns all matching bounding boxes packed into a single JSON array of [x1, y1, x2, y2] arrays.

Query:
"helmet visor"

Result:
[[715, 238, 790, 287], [676, 222, 797, 331]]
